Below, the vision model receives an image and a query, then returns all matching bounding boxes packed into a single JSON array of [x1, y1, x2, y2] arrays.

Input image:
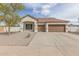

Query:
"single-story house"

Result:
[[0, 15, 69, 32], [20, 15, 69, 32]]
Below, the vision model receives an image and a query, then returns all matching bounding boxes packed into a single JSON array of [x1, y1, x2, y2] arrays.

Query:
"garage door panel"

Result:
[[48, 25, 65, 32], [38, 25, 45, 32]]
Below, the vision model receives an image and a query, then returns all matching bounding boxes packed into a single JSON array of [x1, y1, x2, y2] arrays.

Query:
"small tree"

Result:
[[5, 14, 20, 34], [0, 3, 25, 35]]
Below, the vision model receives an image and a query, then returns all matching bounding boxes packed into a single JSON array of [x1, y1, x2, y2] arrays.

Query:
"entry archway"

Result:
[[21, 16, 38, 32]]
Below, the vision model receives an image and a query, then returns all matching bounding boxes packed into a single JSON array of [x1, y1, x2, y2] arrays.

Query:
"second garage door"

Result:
[[48, 25, 65, 32], [38, 25, 45, 32]]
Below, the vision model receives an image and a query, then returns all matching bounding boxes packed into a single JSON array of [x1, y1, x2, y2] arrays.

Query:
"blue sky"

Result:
[[18, 3, 79, 23]]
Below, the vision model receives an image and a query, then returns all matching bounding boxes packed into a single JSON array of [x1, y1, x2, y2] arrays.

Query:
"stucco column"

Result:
[[46, 23, 48, 32], [66, 24, 69, 32], [34, 22, 38, 32]]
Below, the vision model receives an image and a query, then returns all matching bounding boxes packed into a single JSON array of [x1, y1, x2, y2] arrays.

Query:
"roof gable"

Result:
[[21, 15, 37, 20], [21, 15, 37, 22]]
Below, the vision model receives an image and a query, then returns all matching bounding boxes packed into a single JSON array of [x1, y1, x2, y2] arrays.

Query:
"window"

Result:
[[26, 24, 32, 30]]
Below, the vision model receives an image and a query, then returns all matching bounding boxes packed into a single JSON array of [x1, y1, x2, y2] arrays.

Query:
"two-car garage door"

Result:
[[38, 25, 66, 32], [48, 25, 65, 32]]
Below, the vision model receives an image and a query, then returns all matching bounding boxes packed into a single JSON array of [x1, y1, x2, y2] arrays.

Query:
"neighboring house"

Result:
[[68, 24, 79, 32], [0, 15, 69, 32]]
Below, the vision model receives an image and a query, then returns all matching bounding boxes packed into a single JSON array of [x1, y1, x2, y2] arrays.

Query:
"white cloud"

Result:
[[32, 3, 57, 16], [25, 3, 79, 23], [41, 4, 57, 16], [41, 5, 51, 16], [33, 7, 40, 13], [49, 4, 79, 22]]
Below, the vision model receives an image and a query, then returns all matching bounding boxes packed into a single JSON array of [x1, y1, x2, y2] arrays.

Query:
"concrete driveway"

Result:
[[0, 32, 79, 56]]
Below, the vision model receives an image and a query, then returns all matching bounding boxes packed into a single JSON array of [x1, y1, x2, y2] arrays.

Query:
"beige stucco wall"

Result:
[[68, 26, 79, 32], [5, 27, 21, 32]]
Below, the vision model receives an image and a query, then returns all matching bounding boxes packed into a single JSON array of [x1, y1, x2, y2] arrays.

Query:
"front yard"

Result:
[[0, 31, 36, 46]]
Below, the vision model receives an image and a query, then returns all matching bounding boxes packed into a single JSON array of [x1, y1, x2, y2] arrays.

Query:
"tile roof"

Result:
[[37, 18, 69, 23]]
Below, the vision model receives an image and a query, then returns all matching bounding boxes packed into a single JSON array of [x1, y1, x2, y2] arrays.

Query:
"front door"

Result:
[[25, 24, 33, 31]]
